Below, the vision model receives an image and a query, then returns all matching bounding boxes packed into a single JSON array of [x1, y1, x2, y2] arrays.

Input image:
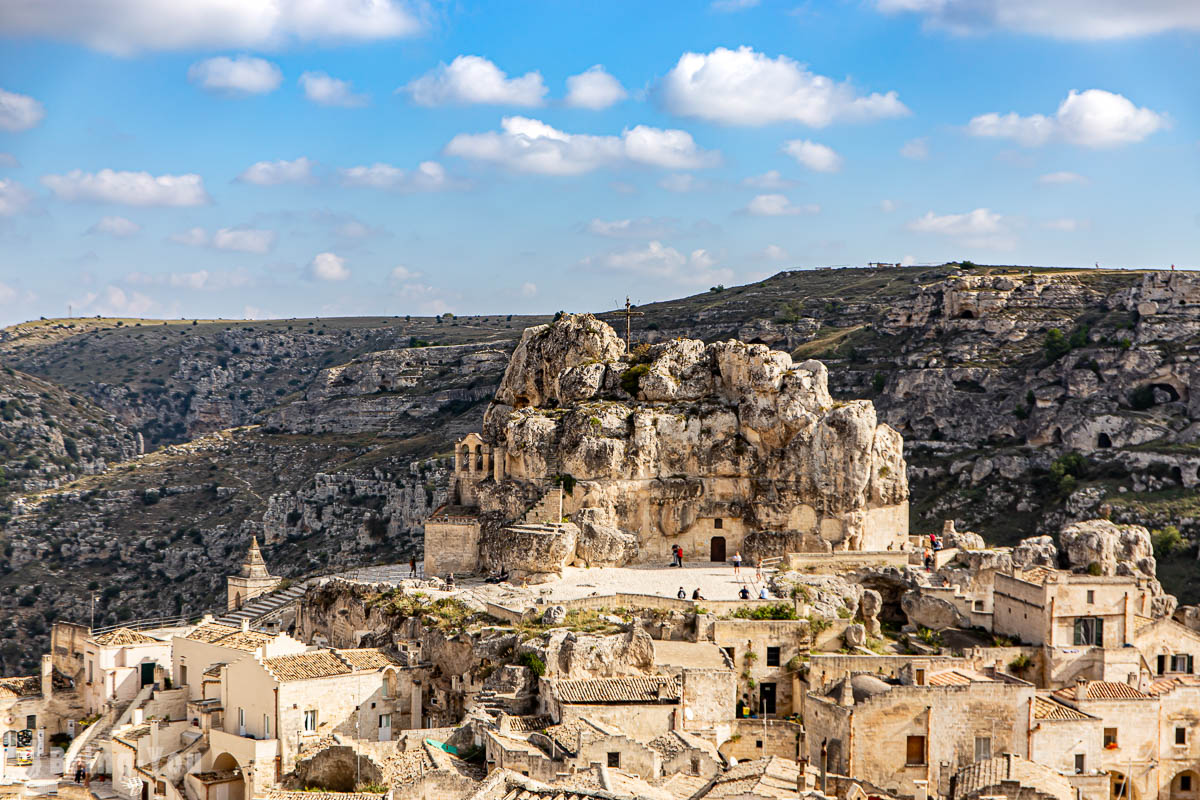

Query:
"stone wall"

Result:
[[424, 518, 480, 577]]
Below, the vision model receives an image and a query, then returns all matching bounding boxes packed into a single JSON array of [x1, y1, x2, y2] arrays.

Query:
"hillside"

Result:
[[3, 263, 1200, 673]]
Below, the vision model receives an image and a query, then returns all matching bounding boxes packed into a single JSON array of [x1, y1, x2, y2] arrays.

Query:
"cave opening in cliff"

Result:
[[957, 309, 976, 319], [1172, 466, 1183, 486], [1097, 433, 1112, 449]]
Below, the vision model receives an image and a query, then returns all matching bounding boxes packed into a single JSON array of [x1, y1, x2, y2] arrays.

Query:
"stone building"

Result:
[[81, 626, 173, 716], [227, 537, 282, 611], [424, 314, 909, 580]]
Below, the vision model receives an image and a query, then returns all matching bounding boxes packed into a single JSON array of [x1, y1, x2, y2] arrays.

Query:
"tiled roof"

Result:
[[264, 651, 353, 682], [950, 754, 1072, 800], [211, 630, 275, 651], [1033, 695, 1093, 721], [265, 791, 384, 800], [705, 756, 801, 799], [927, 669, 996, 686], [0, 675, 40, 699], [184, 622, 242, 643], [550, 676, 680, 704], [335, 648, 402, 671], [504, 715, 552, 733], [469, 770, 643, 800], [93, 627, 164, 647], [1147, 675, 1200, 696], [203, 663, 225, 678], [1052, 681, 1151, 701], [114, 723, 153, 749]]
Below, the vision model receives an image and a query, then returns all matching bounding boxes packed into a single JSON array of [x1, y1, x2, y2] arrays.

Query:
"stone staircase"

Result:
[[213, 581, 308, 627], [472, 689, 508, 716], [521, 487, 564, 525]]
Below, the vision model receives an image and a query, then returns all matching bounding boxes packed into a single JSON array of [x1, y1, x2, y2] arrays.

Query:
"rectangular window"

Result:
[[1104, 728, 1118, 748], [1074, 754, 1085, 774], [1183, 776, 1193, 792], [607, 752, 620, 768], [914, 669, 926, 686], [1159, 655, 1168, 675], [379, 714, 391, 728], [303, 710, 317, 732], [766, 647, 781, 667], [714, 518, 723, 529], [722, 646, 735, 664], [180, 666, 187, 687], [1073, 617, 1104, 646], [1177, 727, 1187, 746], [906, 736, 926, 766], [974, 736, 992, 762], [263, 715, 270, 738], [1086, 590, 1095, 604], [88, 661, 94, 683], [25, 715, 36, 731], [1172, 654, 1192, 673], [756, 740, 763, 749], [237, 708, 244, 731]]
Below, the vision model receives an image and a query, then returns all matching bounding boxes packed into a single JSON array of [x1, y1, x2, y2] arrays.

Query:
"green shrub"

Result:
[[872, 372, 886, 393], [1008, 653, 1032, 671], [1087, 562, 1103, 576], [1044, 328, 1071, 361], [1049, 452, 1088, 495], [732, 603, 798, 620], [517, 651, 546, 676], [1130, 384, 1155, 410], [1152, 525, 1186, 558], [620, 363, 651, 396]]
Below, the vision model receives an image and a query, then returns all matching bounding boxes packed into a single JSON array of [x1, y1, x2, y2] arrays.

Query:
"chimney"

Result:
[[838, 678, 855, 707], [40, 655, 53, 701], [1074, 678, 1087, 702], [150, 720, 160, 755], [132, 708, 144, 725], [241, 618, 250, 632], [1127, 672, 1138, 687]]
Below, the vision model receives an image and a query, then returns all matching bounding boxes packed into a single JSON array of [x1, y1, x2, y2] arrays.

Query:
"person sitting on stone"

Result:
[[738, 586, 751, 600], [446, 572, 456, 589], [692, 588, 704, 600], [678, 587, 687, 599], [759, 586, 768, 599]]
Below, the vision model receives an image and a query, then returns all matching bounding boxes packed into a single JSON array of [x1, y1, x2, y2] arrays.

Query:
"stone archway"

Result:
[[287, 746, 382, 793], [1171, 770, 1199, 800], [210, 752, 245, 800]]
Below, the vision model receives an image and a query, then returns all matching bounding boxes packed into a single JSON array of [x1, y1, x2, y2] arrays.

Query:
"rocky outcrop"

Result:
[[1013, 536, 1058, 569], [528, 627, 656, 679], [473, 314, 908, 568], [901, 590, 969, 631], [1059, 519, 1156, 578]]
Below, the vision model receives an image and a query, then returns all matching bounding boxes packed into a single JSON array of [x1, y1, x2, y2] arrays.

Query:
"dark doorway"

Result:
[[141, 782, 148, 800], [760, 682, 777, 715], [1098, 433, 1112, 448], [710, 536, 726, 562], [140, 662, 155, 687]]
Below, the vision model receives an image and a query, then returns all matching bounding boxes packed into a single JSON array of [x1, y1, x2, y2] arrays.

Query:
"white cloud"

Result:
[[0, 179, 34, 216], [308, 252, 349, 281], [742, 170, 796, 190], [72, 285, 157, 317], [42, 169, 209, 206], [900, 137, 929, 159], [404, 56, 546, 107], [712, 0, 760, 10], [907, 207, 1016, 248], [300, 71, 368, 107], [167, 226, 275, 253], [564, 66, 627, 110], [168, 227, 210, 247], [746, 194, 821, 216], [213, 227, 276, 254], [880, 199, 896, 213], [658, 46, 908, 127], [0, 0, 422, 55], [874, 0, 1200, 40], [520, 282, 537, 297], [237, 157, 314, 186], [188, 56, 282, 95], [87, 216, 141, 237], [1038, 171, 1089, 185], [390, 265, 423, 282], [581, 240, 732, 285], [0, 153, 20, 168], [783, 139, 843, 172], [1042, 217, 1090, 231], [0, 282, 18, 305], [0, 88, 45, 132], [763, 244, 789, 261], [338, 160, 451, 191], [967, 89, 1167, 149], [445, 117, 719, 175], [586, 217, 678, 239], [659, 173, 704, 193], [126, 269, 252, 290]]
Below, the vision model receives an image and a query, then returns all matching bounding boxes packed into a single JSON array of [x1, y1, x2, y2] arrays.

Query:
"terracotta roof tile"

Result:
[[0, 675, 40, 699], [504, 715, 552, 733], [264, 651, 353, 683], [550, 676, 680, 704], [1147, 675, 1200, 696], [211, 630, 275, 651], [927, 669, 996, 686], [335, 648, 402, 671], [1052, 681, 1151, 701], [184, 622, 242, 643], [1033, 695, 1093, 721], [93, 628, 163, 646]]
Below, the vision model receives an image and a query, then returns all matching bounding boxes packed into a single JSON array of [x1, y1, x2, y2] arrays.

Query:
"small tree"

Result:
[[1044, 328, 1071, 361]]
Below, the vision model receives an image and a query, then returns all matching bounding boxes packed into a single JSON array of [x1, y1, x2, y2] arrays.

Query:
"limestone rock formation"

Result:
[[1059, 519, 1156, 578], [859, 589, 883, 637], [844, 623, 866, 648], [529, 627, 656, 679], [901, 590, 969, 631], [1013, 536, 1058, 569], [470, 314, 909, 571]]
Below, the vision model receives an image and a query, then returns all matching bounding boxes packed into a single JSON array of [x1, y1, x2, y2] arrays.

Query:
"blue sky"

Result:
[[0, 0, 1197, 325]]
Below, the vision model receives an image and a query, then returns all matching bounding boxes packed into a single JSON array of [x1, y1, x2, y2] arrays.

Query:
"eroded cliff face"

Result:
[[472, 315, 907, 573]]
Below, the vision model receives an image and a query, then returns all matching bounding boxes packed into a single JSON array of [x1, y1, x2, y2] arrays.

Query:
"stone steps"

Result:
[[521, 488, 564, 525], [213, 583, 308, 626]]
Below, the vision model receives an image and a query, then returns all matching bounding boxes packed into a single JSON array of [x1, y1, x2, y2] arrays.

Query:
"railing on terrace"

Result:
[[89, 614, 200, 636]]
